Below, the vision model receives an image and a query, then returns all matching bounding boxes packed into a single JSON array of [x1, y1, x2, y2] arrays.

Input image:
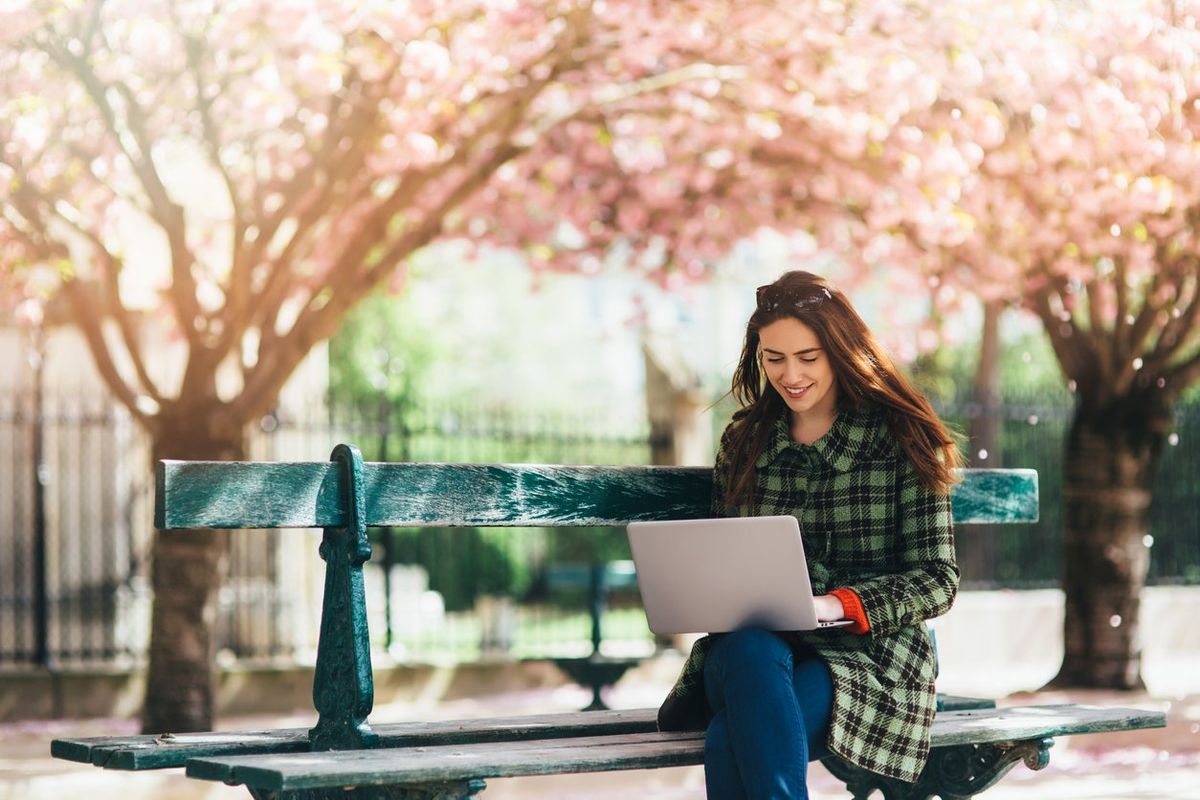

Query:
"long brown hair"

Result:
[[723, 270, 962, 506]]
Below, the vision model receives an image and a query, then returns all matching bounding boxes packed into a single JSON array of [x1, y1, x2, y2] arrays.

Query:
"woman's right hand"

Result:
[[813, 594, 846, 622]]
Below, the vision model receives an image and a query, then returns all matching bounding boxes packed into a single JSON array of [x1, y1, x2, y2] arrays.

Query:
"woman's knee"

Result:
[[712, 628, 791, 670]]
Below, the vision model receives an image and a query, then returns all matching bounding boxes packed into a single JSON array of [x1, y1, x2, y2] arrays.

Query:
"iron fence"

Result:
[[936, 392, 1200, 589], [1, 390, 1197, 668], [0, 392, 147, 669]]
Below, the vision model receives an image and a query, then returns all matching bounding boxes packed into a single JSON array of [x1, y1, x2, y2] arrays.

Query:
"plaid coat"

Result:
[[657, 403, 959, 784]]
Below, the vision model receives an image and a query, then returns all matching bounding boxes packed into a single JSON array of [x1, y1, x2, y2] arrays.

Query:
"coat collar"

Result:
[[755, 403, 883, 472]]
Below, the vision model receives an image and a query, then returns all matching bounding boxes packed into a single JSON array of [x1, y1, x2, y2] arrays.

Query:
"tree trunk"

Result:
[[642, 337, 712, 467], [1050, 396, 1167, 690], [141, 410, 246, 734], [961, 301, 1003, 583], [969, 300, 1003, 469]]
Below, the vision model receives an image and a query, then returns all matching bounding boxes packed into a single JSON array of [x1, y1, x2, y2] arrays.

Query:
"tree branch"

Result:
[[1029, 283, 1095, 388], [233, 127, 525, 423], [1079, 278, 1115, 387], [365, 141, 525, 290], [1124, 267, 1164, 361], [241, 89, 395, 363], [45, 37, 204, 344], [238, 4, 589, 365], [1168, 344, 1200, 392], [532, 61, 750, 145], [1146, 264, 1199, 371], [95, 255, 165, 404], [250, 33, 577, 354], [61, 277, 154, 431], [1112, 255, 1129, 367], [182, 26, 245, 310], [236, 69, 377, 281], [56, 211, 167, 405]]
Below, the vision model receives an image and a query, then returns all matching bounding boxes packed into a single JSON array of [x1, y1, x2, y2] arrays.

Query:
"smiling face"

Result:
[[758, 317, 839, 423]]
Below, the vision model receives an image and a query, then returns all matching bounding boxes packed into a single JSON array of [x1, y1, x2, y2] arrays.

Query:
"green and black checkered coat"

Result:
[[657, 403, 959, 784]]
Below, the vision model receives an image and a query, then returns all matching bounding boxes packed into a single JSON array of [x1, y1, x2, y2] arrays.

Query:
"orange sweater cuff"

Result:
[[829, 587, 870, 634]]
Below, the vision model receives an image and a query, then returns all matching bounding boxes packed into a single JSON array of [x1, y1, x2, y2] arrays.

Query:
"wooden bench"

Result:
[[51, 443, 1166, 799]]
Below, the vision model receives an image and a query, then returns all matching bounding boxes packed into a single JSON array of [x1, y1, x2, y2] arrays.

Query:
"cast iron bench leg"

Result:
[[246, 780, 487, 800], [823, 738, 1054, 800]]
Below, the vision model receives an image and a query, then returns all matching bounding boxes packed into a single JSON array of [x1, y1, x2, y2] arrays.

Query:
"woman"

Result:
[[657, 270, 962, 798]]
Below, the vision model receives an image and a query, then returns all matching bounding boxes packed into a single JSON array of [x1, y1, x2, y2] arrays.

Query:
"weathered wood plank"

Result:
[[51, 708, 660, 770], [186, 705, 1163, 791], [927, 704, 1165, 747], [46, 695, 998, 772], [156, 461, 1038, 530], [155, 461, 713, 529], [52, 696, 996, 771], [49, 697, 1000, 771], [189, 731, 706, 790]]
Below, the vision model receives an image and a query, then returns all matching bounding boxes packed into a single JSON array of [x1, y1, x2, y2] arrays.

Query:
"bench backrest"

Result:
[[156, 456, 1038, 529], [154, 443, 1038, 753]]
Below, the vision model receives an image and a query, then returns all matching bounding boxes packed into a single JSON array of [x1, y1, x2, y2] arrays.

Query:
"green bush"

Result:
[[381, 526, 535, 612]]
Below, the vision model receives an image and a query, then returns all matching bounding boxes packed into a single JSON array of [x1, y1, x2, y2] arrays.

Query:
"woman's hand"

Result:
[[813, 594, 846, 622]]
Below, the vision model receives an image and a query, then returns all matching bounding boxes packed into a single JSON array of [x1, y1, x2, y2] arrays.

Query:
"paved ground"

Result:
[[5, 669, 1199, 800]]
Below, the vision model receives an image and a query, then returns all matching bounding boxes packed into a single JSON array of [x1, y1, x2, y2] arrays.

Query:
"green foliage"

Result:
[[544, 526, 632, 563], [911, 327, 1072, 405], [382, 526, 534, 612], [328, 288, 436, 413]]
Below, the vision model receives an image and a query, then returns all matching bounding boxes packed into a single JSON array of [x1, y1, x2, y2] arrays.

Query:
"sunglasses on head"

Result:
[[755, 284, 832, 313]]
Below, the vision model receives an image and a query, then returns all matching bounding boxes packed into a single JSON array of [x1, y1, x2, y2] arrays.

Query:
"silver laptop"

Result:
[[626, 515, 853, 634]]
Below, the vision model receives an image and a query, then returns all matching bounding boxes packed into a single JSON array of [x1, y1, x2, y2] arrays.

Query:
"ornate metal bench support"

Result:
[[248, 780, 487, 800], [823, 738, 1054, 800], [309, 444, 380, 751]]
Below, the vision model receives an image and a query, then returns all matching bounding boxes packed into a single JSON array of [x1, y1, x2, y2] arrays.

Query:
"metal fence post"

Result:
[[28, 320, 51, 670], [377, 392, 395, 652]]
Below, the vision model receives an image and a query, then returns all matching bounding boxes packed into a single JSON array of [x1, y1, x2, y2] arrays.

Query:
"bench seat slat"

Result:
[[50, 729, 311, 769], [53, 697, 1002, 770], [191, 732, 705, 790], [52, 695, 1002, 771], [186, 705, 1164, 792], [51, 708, 659, 770], [156, 462, 1038, 530], [929, 703, 1166, 747]]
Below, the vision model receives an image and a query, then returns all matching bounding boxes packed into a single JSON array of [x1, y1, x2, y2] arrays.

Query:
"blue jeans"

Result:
[[703, 628, 834, 800]]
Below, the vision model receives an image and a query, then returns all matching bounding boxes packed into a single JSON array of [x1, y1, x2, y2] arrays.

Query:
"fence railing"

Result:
[[1, 390, 1196, 669], [938, 392, 1199, 589]]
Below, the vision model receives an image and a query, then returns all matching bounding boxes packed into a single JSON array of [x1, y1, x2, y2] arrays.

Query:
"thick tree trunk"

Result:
[[1050, 397, 1167, 690], [141, 411, 246, 734]]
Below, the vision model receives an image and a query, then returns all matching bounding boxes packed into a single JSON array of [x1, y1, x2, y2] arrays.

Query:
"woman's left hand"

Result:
[[813, 594, 846, 622]]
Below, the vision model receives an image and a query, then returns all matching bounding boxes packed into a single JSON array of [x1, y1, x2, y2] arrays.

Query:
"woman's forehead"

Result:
[[758, 317, 821, 351]]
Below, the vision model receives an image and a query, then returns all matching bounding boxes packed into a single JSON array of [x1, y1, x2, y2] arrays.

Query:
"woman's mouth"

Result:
[[783, 384, 812, 398]]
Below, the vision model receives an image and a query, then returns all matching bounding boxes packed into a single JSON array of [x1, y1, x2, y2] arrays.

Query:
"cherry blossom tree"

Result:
[[0, 0, 967, 731], [829, 0, 1200, 689], [0, 0, 733, 733], [973, 1, 1197, 691]]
